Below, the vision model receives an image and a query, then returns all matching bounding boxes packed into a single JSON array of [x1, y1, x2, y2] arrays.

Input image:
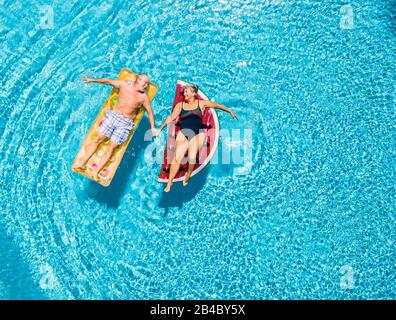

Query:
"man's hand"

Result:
[[151, 128, 160, 137], [230, 111, 238, 120], [83, 76, 93, 83]]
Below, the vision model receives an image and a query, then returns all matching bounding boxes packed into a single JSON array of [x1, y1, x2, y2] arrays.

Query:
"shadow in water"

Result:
[[85, 118, 151, 209], [158, 165, 209, 215], [0, 223, 47, 299]]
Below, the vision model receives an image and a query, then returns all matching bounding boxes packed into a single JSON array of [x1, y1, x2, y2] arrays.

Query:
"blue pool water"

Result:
[[0, 0, 395, 299]]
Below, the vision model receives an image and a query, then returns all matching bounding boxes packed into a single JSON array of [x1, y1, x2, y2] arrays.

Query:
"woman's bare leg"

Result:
[[165, 132, 188, 192], [73, 132, 107, 170], [183, 132, 205, 186]]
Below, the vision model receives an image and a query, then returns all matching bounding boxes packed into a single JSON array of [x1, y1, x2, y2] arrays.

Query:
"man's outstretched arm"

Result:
[[143, 96, 158, 136], [83, 76, 123, 89]]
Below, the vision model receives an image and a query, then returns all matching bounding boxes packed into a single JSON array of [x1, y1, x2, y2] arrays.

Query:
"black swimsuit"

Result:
[[180, 101, 203, 139]]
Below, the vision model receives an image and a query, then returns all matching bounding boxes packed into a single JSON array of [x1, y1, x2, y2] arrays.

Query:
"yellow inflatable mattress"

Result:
[[71, 68, 158, 187]]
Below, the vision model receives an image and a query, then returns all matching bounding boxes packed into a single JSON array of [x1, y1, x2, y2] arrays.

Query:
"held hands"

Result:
[[151, 127, 160, 137]]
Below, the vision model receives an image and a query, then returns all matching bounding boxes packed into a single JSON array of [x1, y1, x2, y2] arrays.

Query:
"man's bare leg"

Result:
[[92, 140, 118, 181], [72, 132, 107, 170]]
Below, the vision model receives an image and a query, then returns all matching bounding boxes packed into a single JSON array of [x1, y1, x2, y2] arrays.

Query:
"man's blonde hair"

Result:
[[137, 73, 150, 83]]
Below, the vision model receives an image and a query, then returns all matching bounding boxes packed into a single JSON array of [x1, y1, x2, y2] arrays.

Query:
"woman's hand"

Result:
[[230, 111, 238, 120]]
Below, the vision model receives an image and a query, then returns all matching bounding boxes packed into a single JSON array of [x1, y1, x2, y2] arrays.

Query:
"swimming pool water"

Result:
[[0, 0, 395, 299]]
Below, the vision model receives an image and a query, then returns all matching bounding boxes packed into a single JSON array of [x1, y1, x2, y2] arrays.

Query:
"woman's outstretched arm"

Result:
[[202, 101, 238, 119]]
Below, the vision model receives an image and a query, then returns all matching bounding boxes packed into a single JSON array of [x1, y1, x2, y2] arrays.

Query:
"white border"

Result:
[[158, 80, 220, 183]]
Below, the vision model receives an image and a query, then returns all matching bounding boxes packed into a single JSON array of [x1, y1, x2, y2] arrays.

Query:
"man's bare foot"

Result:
[[72, 162, 86, 170], [183, 173, 191, 186], [92, 171, 100, 182], [164, 183, 172, 192]]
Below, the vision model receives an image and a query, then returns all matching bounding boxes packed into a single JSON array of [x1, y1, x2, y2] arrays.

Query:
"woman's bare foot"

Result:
[[164, 182, 172, 192], [72, 162, 86, 170], [182, 173, 191, 186]]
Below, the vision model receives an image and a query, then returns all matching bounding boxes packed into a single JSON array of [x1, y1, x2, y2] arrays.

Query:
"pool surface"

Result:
[[0, 0, 395, 299]]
